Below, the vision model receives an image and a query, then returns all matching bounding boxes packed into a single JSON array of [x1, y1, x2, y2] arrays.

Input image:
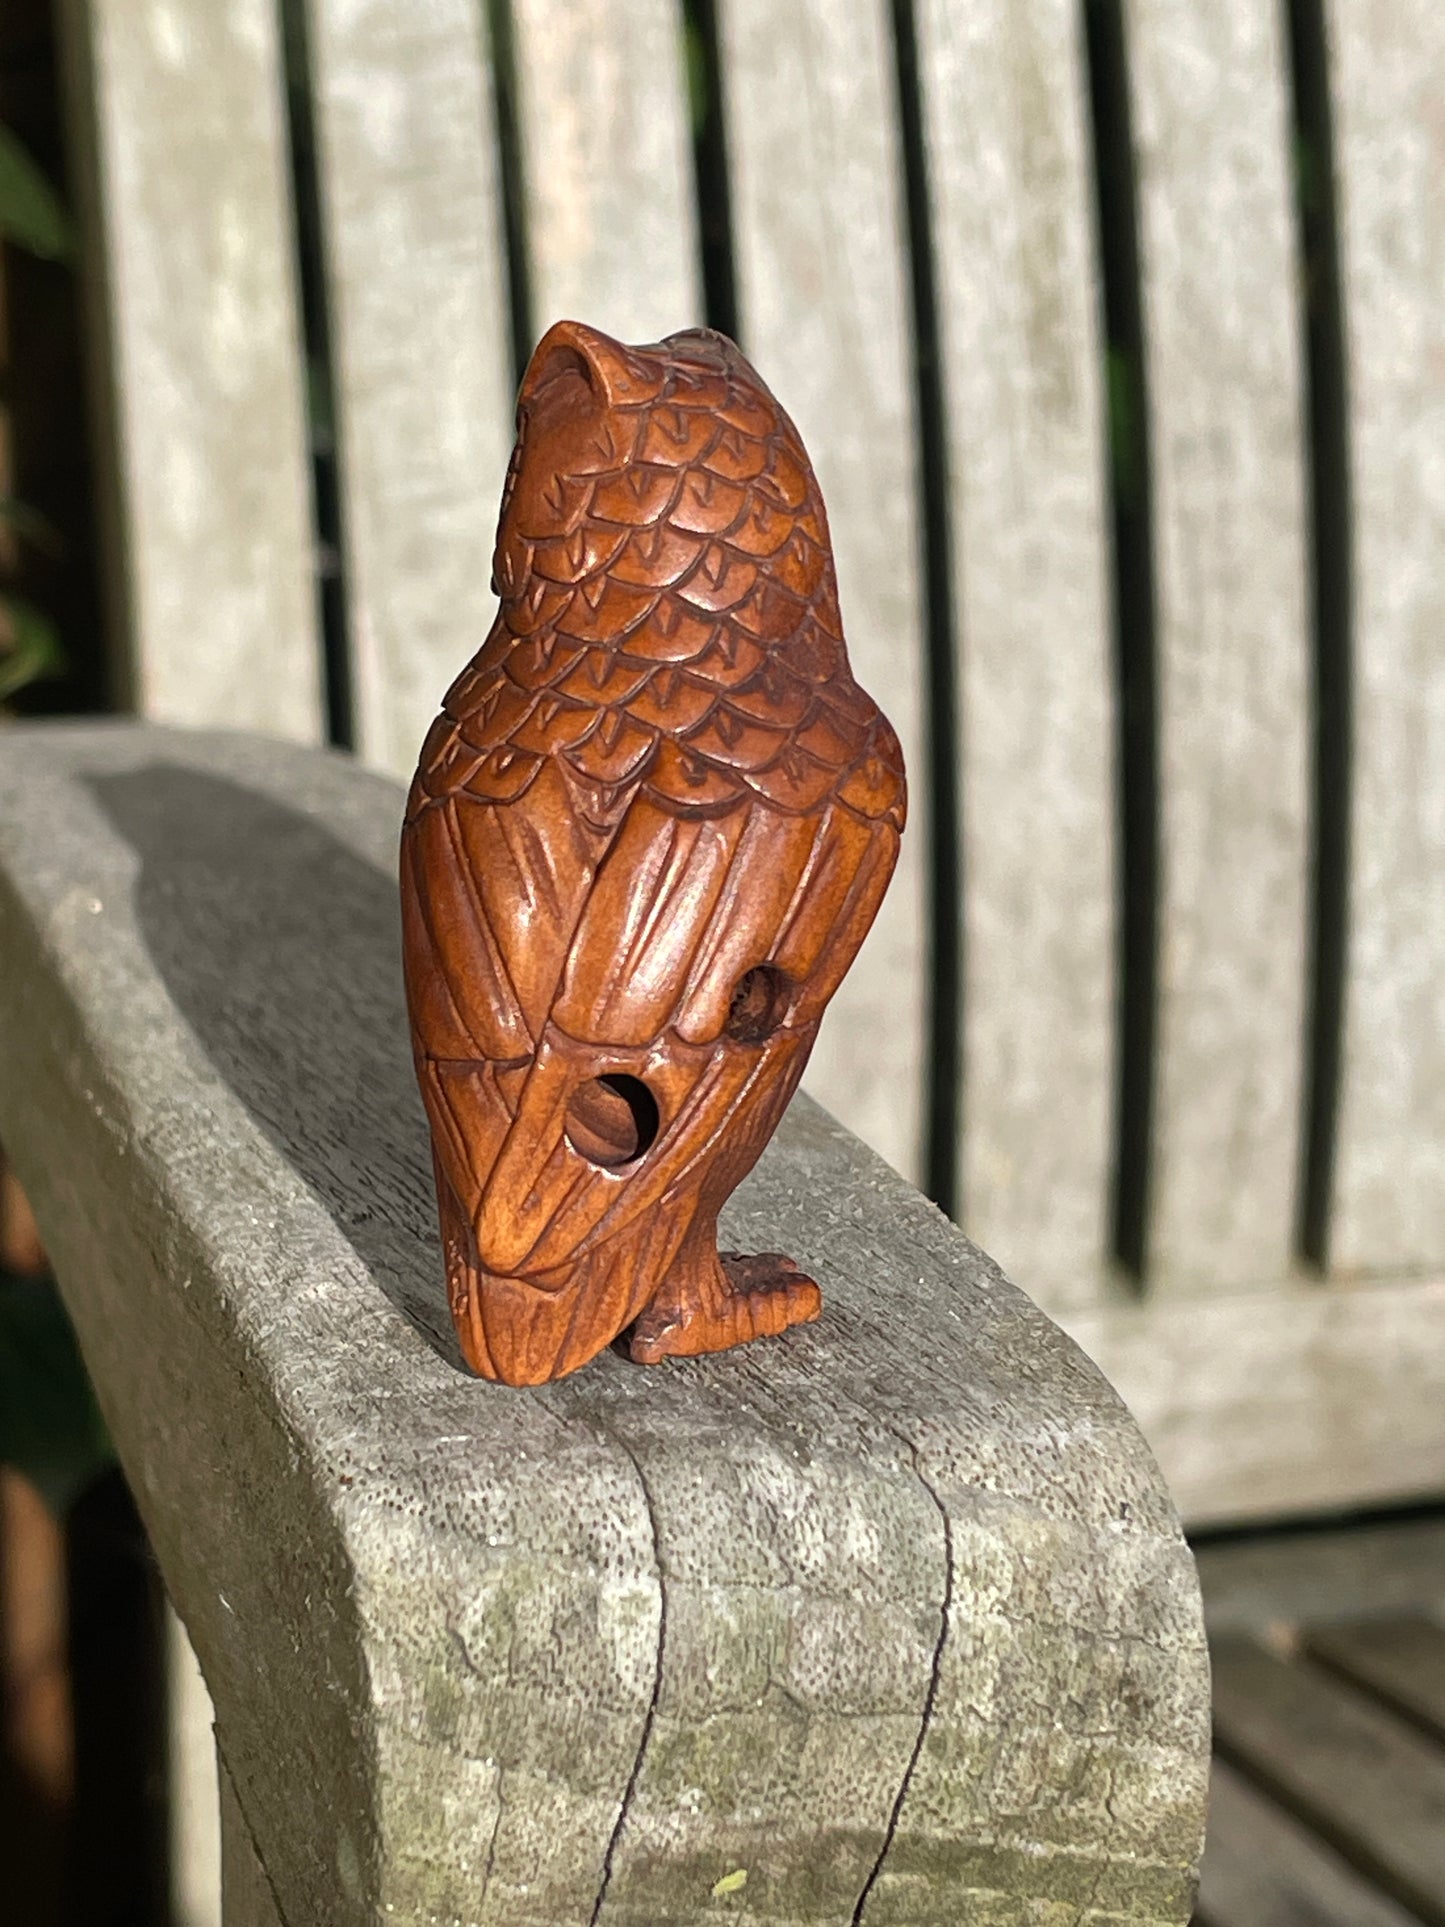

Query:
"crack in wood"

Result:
[[849, 1437, 954, 1924], [588, 1429, 667, 1926], [479, 1772, 506, 1905]]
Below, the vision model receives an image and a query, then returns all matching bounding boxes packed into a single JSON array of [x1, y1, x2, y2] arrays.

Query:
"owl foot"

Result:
[[627, 1251, 821, 1364]]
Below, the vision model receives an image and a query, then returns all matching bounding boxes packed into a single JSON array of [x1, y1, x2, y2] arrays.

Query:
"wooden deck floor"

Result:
[[1194, 1514, 1445, 1927]]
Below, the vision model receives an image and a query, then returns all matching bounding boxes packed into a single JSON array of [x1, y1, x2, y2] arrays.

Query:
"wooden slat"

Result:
[[915, 0, 1114, 1310], [1308, 1617, 1445, 1745], [1212, 1637, 1445, 1924], [59, 0, 320, 739], [510, 0, 700, 342], [1125, 0, 1311, 1292], [1327, 1, 1445, 1271], [1195, 1517, 1445, 1633], [304, 0, 516, 778], [1198, 1757, 1419, 1927], [1065, 1274, 1445, 1527], [720, 0, 927, 1183]]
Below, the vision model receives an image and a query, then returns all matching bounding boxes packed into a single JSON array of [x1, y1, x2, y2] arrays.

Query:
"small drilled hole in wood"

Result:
[[725, 965, 790, 1045], [565, 1074, 659, 1168]]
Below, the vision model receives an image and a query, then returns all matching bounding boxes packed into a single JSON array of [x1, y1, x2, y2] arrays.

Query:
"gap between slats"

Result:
[[1080, 0, 1157, 1284], [482, 0, 534, 386], [276, 0, 354, 750], [680, 0, 738, 342], [886, 0, 961, 1214], [1284, 0, 1353, 1274]]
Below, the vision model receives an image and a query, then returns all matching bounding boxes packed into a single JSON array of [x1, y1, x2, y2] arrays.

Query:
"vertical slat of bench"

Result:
[[305, 0, 516, 778], [1127, 0, 1311, 1292], [511, 0, 700, 340], [58, 0, 321, 739], [916, 0, 1115, 1312], [719, 0, 928, 1184], [1327, 2, 1445, 1273]]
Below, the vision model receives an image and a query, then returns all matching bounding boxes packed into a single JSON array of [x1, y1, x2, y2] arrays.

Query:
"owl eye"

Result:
[[725, 966, 791, 1045]]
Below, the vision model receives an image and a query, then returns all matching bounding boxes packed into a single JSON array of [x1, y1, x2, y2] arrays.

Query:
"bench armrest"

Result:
[[0, 722, 1207, 1925]]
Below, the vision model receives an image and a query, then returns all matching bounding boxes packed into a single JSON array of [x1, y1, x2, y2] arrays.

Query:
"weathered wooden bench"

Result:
[[0, 722, 1207, 1922], [56, 0, 1445, 1530], [12, 0, 1445, 1915]]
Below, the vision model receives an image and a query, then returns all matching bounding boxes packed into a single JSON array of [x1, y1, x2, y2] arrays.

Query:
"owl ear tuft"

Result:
[[521, 320, 634, 409]]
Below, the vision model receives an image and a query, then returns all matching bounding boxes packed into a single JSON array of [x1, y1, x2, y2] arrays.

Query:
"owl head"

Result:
[[491, 320, 831, 629]]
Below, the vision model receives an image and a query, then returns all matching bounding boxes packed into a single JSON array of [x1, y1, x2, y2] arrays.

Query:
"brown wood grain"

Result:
[[401, 323, 906, 1384]]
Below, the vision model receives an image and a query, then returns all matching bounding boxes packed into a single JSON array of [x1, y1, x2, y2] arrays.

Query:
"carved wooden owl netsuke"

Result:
[[400, 321, 905, 1385]]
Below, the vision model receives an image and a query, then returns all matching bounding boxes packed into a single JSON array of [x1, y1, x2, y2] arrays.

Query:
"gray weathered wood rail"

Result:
[[0, 722, 1208, 1923]]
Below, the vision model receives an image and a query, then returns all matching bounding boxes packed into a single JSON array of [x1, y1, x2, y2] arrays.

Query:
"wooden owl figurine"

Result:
[[401, 321, 905, 1385]]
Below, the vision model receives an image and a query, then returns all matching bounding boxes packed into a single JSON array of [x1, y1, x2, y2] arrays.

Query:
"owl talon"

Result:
[[627, 1251, 821, 1364]]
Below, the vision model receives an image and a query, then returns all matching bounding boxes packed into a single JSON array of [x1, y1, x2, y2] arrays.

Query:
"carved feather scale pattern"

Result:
[[410, 326, 904, 835]]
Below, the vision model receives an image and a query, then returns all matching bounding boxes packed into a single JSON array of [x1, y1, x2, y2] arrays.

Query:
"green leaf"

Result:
[[0, 1271, 113, 1516], [0, 496, 63, 555], [1106, 345, 1142, 510], [305, 352, 336, 452], [0, 595, 65, 700], [711, 1869, 748, 1898], [0, 125, 76, 263]]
